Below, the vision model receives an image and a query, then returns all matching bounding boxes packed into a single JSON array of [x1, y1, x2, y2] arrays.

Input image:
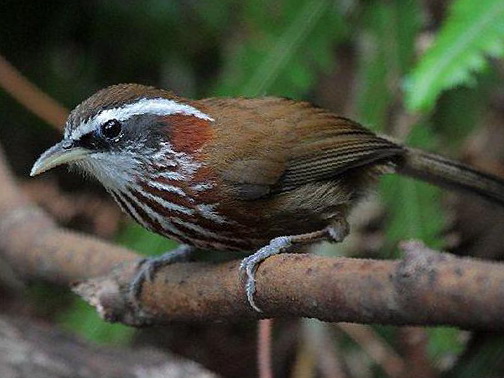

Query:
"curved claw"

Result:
[[245, 276, 261, 313], [130, 257, 151, 301], [240, 255, 263, 312], [240, 236, 293, 312]]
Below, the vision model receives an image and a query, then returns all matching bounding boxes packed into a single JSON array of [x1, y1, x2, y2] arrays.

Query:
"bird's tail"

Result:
[[396, 147, 504, 206]]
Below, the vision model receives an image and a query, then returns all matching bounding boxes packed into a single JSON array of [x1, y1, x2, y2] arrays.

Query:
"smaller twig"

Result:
[[304, 320, 348, 378], [291, 333, 316, 378], [397, 327, 438, 378], [21, 180, 122, 238], [0, 54, 68, 129], [337, 323, 405, 378], [258, 319, 273, 378]]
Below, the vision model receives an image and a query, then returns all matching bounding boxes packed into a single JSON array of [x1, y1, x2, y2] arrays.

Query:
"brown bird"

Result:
[[31, 84, 504, 311]]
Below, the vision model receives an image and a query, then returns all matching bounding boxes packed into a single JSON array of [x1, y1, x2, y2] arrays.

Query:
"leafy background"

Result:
[[1, 0, 504, 376]]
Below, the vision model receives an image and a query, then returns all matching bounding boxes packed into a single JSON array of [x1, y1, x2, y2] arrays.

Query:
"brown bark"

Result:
[[73, 243, 504, 328]]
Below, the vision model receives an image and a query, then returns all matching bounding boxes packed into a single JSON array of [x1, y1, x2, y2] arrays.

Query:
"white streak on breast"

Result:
[[196, 203, 228, 224], [172, 218, 243, 243], [191, 182, 214, 192], [121, 189, 186, 237], [140, 180, 188, 197]]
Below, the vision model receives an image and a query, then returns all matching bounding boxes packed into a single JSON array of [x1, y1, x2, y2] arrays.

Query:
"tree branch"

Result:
[[72, 243, 504, 329], [1, 143, 504, 329]]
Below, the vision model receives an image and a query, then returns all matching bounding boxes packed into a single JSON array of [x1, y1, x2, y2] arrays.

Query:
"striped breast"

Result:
[[107, 141, 255, 252]]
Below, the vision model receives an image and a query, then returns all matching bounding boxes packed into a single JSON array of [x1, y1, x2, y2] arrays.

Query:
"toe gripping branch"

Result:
[[127, 222, 349, 314], [129, 244, 195, 307], [240, 223, 348, 312]]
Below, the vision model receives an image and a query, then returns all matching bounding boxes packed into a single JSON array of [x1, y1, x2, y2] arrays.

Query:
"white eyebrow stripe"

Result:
[[67, 97, 214, 139]]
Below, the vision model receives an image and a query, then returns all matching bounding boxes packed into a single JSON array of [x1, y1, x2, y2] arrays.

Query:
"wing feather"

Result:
[[203, 97, 404, 200], [277, 140, 403, 192]]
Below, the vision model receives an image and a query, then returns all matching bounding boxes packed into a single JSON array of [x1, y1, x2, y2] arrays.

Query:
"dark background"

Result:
[[1, 1, 504, 377]]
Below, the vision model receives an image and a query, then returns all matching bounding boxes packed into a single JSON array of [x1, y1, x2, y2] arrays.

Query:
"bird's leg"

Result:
[[240, 220, 349, 312], [130, 244, 196, 304], [326, 218, 350, 243]]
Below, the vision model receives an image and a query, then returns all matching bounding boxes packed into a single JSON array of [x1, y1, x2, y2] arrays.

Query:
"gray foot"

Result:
[[240, 223, 349, 312], [240, 236, 293, 312], [130, 244, 195, 305]]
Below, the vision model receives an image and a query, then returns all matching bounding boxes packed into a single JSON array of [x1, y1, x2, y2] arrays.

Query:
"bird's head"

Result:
[[31, 84, 214, 190]]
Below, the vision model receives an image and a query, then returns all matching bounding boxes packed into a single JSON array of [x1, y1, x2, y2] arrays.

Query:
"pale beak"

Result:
[[30, 140, 90, 176]]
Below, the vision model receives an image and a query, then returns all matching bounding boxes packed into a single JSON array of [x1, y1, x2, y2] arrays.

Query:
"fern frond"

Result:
[[405, 0, 504, 112]]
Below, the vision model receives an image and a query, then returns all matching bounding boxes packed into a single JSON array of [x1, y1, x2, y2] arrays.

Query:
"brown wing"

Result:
[[200, 97, 404, 200], [276, 118, 404, 192]]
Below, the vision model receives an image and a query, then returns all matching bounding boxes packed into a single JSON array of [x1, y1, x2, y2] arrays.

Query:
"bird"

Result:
[[31, 83, 504, 312]]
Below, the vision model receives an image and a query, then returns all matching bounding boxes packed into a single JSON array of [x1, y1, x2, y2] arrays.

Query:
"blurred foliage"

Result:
[[405, 0, 504, 111], [214, 0, 348, 98], [379, 124, 445, 256], [356, 0, 422, 130], [116, 222, 178, 256], [59, 299, 136, 346], [2, 0, 504, 376]]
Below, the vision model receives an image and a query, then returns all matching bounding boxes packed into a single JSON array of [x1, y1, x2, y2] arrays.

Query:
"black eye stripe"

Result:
[[79, 132, 96, 147], [100, 119, 122, 140]]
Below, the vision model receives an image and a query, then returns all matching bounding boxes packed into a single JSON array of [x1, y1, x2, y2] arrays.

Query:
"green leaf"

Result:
[[446, 335, 504, 378], [405, 0, 504, 112]]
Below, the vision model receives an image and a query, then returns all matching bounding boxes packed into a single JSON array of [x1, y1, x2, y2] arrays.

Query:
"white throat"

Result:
[[75, 140, 203, 193]]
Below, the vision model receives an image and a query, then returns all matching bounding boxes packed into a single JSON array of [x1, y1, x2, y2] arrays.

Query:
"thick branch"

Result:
[[1, 143, 504, 329], [73, 245, 504, 329]]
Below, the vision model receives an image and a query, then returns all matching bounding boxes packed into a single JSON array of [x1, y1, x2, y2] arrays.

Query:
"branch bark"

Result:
[[72, 244, 504, 329], [1, 143, 504, 329]]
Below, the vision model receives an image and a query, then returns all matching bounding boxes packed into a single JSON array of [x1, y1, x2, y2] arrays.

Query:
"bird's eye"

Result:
[[100, 119, 122, 140]]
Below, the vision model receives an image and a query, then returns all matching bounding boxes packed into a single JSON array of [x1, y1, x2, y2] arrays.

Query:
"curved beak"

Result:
[[30, 140, 90, 176]]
